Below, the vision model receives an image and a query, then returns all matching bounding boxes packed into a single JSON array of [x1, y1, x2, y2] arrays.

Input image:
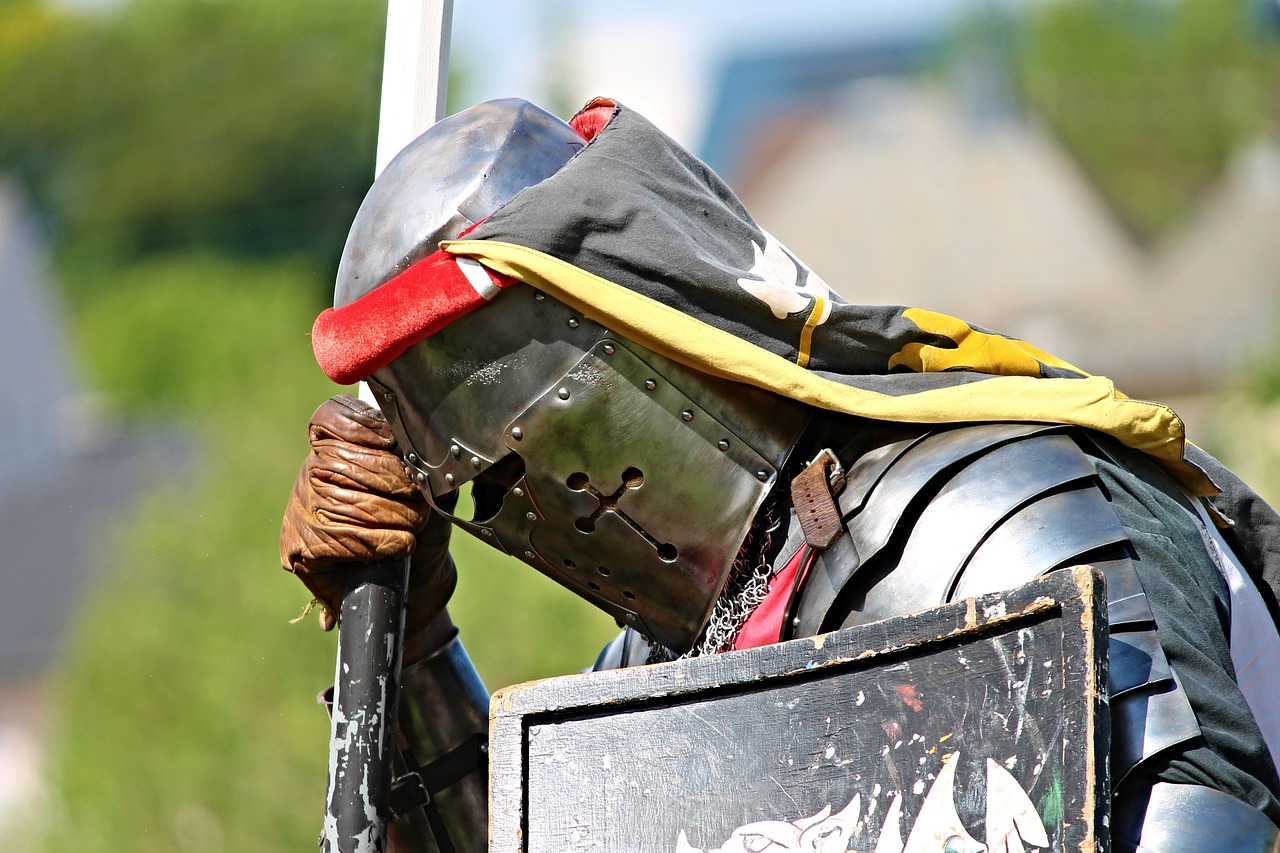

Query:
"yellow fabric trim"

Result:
[[441, 239, 1210, 495], [796, 296, 826, 368]]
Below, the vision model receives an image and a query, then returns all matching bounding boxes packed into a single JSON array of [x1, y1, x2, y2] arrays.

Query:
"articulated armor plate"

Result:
[[783, 421, 1277, 851], [390, 634, 489, 853]]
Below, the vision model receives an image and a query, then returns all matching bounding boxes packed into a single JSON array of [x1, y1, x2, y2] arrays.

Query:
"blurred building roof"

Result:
[[701, 44, 1280, 401]]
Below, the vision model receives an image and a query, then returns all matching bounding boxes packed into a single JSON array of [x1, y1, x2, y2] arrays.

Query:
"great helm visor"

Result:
[[367, 286, 807, 653]]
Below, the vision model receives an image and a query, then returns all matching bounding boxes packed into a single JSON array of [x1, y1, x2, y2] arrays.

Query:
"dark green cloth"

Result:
[[1093, 441, 1280, 825]]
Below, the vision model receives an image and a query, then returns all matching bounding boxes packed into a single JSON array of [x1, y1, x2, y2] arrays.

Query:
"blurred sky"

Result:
[[450, 0, 981, 146]]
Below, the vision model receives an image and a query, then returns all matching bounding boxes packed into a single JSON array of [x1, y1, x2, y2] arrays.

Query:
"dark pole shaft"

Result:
[[321, 557, 411, 853]]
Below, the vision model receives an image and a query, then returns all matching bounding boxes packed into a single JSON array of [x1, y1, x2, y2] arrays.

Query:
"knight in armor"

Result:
[[280, 97, 1280, 852]]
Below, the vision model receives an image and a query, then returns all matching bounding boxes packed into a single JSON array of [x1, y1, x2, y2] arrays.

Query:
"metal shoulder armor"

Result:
[[789, 422, 1279, 851]]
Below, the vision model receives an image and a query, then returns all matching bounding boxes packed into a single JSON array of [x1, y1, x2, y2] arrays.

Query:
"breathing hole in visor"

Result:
[[564, 467, 680, 563], [459, 452, 527, 524]]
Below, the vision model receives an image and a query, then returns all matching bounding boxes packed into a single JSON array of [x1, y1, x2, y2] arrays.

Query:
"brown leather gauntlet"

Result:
[[280, 394, 455, 631]]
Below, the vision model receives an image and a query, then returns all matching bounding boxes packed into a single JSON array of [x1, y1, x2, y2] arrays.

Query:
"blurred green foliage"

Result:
[[0, 0, 384, 263], [1016, 0, 1279, 240], [0, 0, 614, 848]]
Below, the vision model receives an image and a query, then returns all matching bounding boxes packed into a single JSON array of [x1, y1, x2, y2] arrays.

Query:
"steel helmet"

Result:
[[336, 99, 807, 652]]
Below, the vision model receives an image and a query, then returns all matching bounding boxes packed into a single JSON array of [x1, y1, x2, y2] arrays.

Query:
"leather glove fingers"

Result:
[[281, 394, 434, 630]]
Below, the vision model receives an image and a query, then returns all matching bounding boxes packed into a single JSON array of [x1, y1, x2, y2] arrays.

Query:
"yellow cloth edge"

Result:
[[442, 239, 1210, 495], [797, 296, 825, 369]]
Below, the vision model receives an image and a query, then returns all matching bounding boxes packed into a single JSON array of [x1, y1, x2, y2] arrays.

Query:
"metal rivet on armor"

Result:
[[624, 613, 637, 623], [414, 472, 426, 485], [792, 617, 801, 627], [602, 344, 615, 356], [450, 444, 461, 458], [644, 379, 657, 391], [470, 456, 480, 469], [513, 487, 524, 497], [524, 550, 534, 559], [444, 473, 455, 486], [717, 439, 730, 451], [407, 453, 418, 464], [526, 511, 537, 521], [534, 292, 545, 301], [481, 529, 492, 537], [681, 410, 694, 423], [382, 391, 394, 403], [568, 318, 580, 329], [510, 426, 523, 441], [557, 387, 570, 400], [756, 470, 769, 482]]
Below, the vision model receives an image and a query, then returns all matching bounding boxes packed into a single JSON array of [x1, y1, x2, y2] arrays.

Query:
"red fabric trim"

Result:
[[570, 98, 618, 142], [733, 545, 813, 650], [311, 251, 516, 384]]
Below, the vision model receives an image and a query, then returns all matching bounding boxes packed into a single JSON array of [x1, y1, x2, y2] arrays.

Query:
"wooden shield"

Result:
[[490, 566, 1108, 853]]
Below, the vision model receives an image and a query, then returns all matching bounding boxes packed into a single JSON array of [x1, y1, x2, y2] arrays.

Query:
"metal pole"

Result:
[[321, 2, 454, 850], [321, 559, 411, 853]]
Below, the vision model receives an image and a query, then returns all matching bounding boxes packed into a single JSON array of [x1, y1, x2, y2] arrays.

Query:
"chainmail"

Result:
[[661, 487, 786, 661]]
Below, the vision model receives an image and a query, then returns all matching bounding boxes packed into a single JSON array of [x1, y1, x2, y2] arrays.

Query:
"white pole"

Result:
[[375, 0, 454, 176], [360, 0, 454, 411]]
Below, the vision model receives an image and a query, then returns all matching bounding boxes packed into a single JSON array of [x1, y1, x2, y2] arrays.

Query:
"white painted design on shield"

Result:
[[455, 255, 502, 301], [985, 758, 1050, 853], [675, 751, 1048, 853], [735, 230, 833, 322]]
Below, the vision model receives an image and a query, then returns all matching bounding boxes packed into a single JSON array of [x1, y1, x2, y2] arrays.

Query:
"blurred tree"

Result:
[[0, 0, 387, 265], [1017, 0, 1279, 241]]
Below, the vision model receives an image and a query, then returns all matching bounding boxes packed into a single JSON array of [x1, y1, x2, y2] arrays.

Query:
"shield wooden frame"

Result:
[[490, 566, 1108, 852]]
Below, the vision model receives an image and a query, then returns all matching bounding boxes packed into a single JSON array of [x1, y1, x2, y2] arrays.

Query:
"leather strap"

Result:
[[790, 449, 846, 550]]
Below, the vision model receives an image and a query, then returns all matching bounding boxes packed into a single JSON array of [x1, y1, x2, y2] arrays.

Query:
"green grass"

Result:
[[33, 252, 617, 851]]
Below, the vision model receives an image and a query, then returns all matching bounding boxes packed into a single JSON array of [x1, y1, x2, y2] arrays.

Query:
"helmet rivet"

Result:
[[568, 317, 580, 329], [414, 472, 426, 485], [534, 292, 545, 301], [510, 426, 524, 441], [717, 439, 730, 451], [450, 444, 461, 458], [644, 379, 657, 391], [756, 470, 769, 482], [512, 487, 524, 497], [526, 511, 537, 521], [481, 529, 493, 537], [382, 391, 395, 403], [445, 473, 455, 486], [470, 456, 481, 469], [523, 550, 534, 559], [792, 616, 801, 627], [602, 344, 615, 356], [681, 410, 694, 422], [557, 387, 571, 400]]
